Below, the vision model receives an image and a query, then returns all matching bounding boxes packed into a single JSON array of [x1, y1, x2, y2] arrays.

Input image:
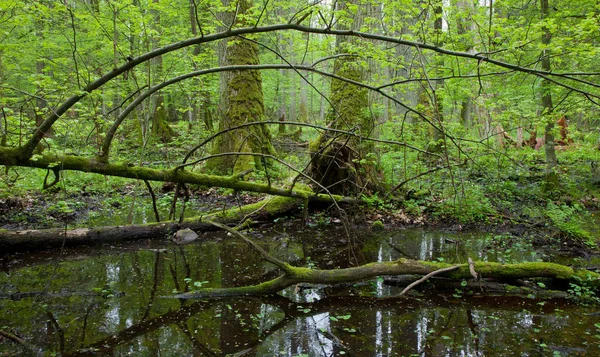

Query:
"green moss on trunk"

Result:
[[309, 42, 380, 194], [206, 0, 275, 175]]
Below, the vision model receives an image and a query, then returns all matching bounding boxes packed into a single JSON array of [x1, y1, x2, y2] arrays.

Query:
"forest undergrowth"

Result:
[[2, 130, 600, 254]]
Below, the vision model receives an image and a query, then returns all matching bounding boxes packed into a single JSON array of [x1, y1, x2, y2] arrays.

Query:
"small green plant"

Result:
[[545, 202, 595, 246], [193, 280, 209, 288], [47, 200, 74, 215], [305, 256, 316, 269], [296, 306, 311, 314], [91, 286, 115, 298], [361, 193, 384, 208], [567, 275, 600, 305], [432, 184, 496, 224], [452, 288, 463, 298], [329, 313, 351, 322], [404, 199, 423, 216], [371, 220, 385, 230]]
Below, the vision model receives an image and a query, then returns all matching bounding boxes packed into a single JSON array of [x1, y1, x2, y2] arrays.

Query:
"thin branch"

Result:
[[65, 5, 81, 89], [191, 0, 204, 37], [468, 257, 479, 280], [397, 265, 460, 296], [144, 180, 160, 222], [0, 329, 26, 346], [177, 119, 442, 169], [311, 53, 354, 66], [385, 162, 464, 200], [254, 0, 269, 27]]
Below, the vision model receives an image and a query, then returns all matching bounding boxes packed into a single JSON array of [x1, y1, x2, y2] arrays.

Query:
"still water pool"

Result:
[[1, 225, 599, 356]]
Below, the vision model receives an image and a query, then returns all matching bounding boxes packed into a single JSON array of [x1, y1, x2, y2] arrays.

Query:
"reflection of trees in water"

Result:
[[220, 240, 264, 354], [3, 281, 594, 356], [0, 231, 595, 356]]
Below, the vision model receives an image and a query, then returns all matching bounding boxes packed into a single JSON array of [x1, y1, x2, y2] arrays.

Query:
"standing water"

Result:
[[1, 225, 599, 356]]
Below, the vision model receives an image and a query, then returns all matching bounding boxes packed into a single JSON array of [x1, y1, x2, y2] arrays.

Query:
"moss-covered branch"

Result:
[[172, 258, 600, 299], [168, 225, 600, 299], [0, 147, 357, 203]]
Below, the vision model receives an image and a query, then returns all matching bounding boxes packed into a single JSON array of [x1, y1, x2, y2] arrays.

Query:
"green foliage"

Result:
[[47, 200, 75, 215], [545, 202, 596, 246], [361, 193, 385, 208], [567, 275, 600, 305], [371, 220, 385, 231], [0, 0, 599, 248], [483, 234, 545, 264], [432, 184, 496, 224]]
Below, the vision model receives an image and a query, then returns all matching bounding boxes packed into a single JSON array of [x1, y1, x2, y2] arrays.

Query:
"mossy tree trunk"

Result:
[[309, 0, 380, 195], [205, 0, 276, 175]]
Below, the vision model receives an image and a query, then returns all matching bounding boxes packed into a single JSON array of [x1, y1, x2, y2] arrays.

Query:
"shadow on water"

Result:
[[1, 225, 600, 356]]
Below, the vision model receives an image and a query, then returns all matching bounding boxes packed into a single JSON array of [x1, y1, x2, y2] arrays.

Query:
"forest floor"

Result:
[[1, 179, 598, 258], [3, 145, 600, 255]]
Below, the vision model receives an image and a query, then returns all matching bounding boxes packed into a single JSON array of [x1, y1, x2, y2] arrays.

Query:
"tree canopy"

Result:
[[0, 0, 599, 216]]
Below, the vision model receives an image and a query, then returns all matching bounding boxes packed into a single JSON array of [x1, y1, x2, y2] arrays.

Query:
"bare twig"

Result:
[[398, 265, 460, 296], [468, 257, 478, 280], [144, 180, 160, 222], [0, 329, 26, 346]]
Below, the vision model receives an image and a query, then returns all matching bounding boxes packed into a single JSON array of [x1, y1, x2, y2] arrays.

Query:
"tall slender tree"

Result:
[[540, 0, 558, 186]]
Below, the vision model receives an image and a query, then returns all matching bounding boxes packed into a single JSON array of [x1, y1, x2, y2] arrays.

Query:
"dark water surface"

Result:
[[1, 226, 600, 356]]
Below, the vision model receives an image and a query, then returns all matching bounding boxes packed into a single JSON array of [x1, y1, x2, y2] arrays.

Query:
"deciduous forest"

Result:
[[1, 0, 600, 355]]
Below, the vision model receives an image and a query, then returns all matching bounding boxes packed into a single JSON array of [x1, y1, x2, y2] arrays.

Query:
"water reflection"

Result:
[[1, 227, 598, 356]]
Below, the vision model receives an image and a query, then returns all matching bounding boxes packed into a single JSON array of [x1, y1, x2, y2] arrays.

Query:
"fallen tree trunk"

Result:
[[0, 147, 356, 204], [0, 195, 305, 251], [168, 222, 600, 299], [171, 258, 600, 298]]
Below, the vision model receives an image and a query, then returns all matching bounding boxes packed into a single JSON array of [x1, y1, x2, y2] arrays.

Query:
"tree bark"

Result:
[[309, 0, 380, 195], [205, 0, 276, 174]]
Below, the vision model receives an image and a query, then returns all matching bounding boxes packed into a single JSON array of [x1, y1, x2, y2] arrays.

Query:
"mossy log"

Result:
[[172, 258, 600, 299], [0, 195, 302, 251], [0, 147, 357, 204], [169, 223, 600, 299]]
